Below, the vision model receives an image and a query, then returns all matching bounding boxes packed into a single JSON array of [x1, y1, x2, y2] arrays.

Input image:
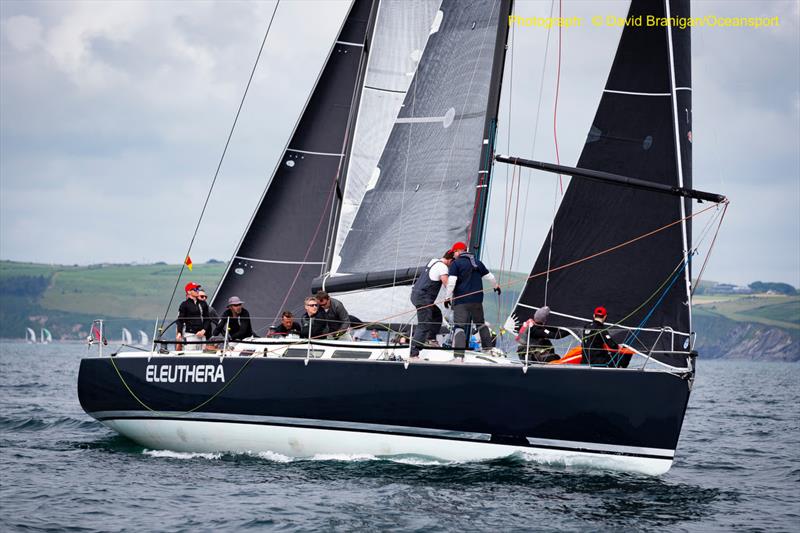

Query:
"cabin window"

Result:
[[284, 348, 324, 358], [332, 350, 372, 360]]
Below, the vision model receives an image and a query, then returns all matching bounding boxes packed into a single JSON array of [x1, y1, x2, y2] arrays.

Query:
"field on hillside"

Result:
[[37, 263, 226, 319], [0, 260, 226, 340], [693, 294, 800, 330]]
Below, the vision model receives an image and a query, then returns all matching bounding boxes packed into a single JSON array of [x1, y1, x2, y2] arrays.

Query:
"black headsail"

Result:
[[212, 0, 377, 333], [510, 0, 695, 352], [326, 0, 511, 310]]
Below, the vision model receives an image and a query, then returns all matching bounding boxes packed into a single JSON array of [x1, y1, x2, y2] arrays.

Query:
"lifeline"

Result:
[[145, 364, 225, 384]]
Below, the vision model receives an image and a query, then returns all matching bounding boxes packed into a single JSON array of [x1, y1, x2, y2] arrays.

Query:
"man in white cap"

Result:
[[515, 306, 569, 363], [213, 296, 253, 341]]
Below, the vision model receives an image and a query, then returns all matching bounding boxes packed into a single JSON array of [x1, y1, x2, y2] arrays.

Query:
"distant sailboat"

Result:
[[25, 328, 37, 343], [121, 328, 133, 345], [40, 328, 52, 344], [138, 330, 149, 346]]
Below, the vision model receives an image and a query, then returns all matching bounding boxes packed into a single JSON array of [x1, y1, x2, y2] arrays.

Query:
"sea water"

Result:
[[1, 342, 798, 531]]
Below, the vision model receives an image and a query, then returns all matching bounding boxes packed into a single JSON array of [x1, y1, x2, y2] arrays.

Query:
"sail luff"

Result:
[[469, 0, 513, 258], [664, 0, 693, 342], [321, 1, 383, 273]]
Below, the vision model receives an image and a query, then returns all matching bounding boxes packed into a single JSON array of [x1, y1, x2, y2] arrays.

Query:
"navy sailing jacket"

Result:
[[448, 253, 489, 304]]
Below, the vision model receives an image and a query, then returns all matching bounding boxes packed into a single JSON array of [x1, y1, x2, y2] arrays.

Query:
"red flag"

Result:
[[185, 255, 193, 271], [91, 324, 107, 345]]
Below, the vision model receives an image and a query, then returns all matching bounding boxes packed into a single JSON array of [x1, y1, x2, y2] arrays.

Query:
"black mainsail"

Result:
[[212, 0, 377, 333], [511, 0, 694, 351]]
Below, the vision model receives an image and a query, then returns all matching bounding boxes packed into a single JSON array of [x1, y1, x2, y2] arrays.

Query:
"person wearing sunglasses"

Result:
[[176, 282, 211, 349], [213, 296, 253, 341], [299, 296, 328, 339]]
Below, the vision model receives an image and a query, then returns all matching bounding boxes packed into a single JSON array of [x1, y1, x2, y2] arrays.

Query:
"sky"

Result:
[[1, 0, 798, 287]]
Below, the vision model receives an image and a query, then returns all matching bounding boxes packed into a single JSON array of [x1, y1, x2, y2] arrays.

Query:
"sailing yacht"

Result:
[[26, 328, 37, 343], [78, 0, 727, 475], [40, 328, 52, 344]]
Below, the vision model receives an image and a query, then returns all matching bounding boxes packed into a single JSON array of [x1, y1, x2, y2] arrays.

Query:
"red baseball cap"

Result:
[[450, 241, 467, 253], [594, 306, 607, 318], [185, 282, 201, 292]]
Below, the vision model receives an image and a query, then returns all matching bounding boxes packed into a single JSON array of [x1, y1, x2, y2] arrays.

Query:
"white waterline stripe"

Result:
[[675, 87, 692, 91], [603, 89, 671, 97], [235, 255, 325, 265], [525, 437, 675, 458], [90, 411, 492, 442], [286, 148, 344, 157], [336, 40, 364, 47]]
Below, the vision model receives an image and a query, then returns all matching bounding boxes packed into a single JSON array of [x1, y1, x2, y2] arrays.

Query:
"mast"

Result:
[[469, 0, 513, 258], [664, 0, 694, 344]]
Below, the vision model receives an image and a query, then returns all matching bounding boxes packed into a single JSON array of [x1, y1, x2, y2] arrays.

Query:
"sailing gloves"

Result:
[[494, 286, 502, 295]]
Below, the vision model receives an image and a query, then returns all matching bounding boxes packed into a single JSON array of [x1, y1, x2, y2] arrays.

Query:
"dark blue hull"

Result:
[[78, 355, 693, 473]]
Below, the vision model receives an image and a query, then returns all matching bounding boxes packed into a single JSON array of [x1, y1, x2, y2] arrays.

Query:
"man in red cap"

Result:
[[581, 306, 621, 366], [176, 282, 211, 350], [445, 241, 500, 360]]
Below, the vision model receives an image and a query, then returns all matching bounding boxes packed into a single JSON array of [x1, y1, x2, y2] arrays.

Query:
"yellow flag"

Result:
[[185, 255, 193, 271]]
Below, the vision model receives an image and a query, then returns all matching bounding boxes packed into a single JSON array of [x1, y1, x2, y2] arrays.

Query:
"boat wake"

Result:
[[139, 448, 457, 466]]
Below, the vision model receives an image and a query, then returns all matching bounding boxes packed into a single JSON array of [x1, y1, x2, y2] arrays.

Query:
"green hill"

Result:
[[0, 260, 226, 341]]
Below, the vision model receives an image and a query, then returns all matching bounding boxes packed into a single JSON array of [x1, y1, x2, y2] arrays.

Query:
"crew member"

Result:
[[516, 306, 569, 363], [409, 250, 454, 359], [270, 311, 302, 337], [445, 242, 500, 359], [176, 282, 211, 349], [315, 290, 350, 337], [214, 296, 253, 341], [300, 296, 328, 339], [581, 306, 621, 366]]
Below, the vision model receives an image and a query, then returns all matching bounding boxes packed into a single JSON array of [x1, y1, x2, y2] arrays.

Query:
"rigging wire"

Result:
[[692, 201, 729, 294], [543, 0, 565, 307], [518, 0, 556, 250], [160, 0, 282, 329]]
